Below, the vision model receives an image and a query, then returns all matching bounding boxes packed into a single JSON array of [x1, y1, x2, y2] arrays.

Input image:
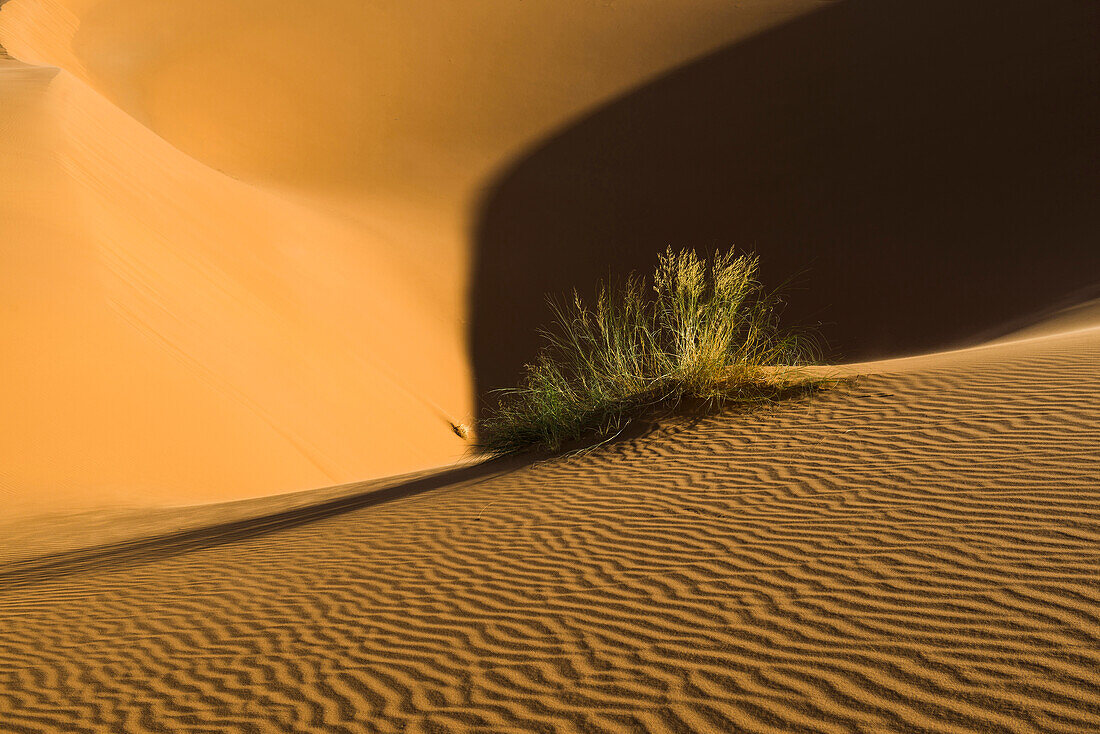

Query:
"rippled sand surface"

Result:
[[3, 326, 1098, 732]]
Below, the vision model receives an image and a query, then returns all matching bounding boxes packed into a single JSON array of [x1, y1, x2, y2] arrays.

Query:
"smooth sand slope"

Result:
[[0, 56, 469, 513], [0, 0, 826, 513], [2, 320, 1098, 732]]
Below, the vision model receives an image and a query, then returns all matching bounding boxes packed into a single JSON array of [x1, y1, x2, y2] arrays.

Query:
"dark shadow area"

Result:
[[470, 0, 1100, 409], [0, 459, 519, 590]]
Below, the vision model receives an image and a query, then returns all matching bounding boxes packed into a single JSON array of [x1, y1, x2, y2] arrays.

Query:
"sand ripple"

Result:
[[2, 329, 1099, 732]]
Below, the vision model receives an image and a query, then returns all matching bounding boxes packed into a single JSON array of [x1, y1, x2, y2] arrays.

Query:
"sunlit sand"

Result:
[[1, 1, 1097, 731]]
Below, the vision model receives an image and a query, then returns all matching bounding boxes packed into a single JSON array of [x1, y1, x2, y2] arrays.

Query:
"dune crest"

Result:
[[1, 2, 1097, 728], [470, 0, 1100, 398], [0, 0, 830, 511]]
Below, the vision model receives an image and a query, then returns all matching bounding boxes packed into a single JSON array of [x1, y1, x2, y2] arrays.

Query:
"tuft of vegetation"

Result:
[[475, 247, 821, 455]]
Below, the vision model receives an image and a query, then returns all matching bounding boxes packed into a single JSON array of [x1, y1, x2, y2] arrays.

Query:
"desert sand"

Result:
[[2, 0, 1097, 510], [2, 319, 1098, 732], [0, 0, 825, 513], [1, 0, 1098, 731]]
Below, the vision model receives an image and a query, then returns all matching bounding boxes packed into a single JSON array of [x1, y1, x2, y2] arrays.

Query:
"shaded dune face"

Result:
[[0, 0, 825, 508], [470, 0, 1100, 407], [2, 0, 1096, 506]]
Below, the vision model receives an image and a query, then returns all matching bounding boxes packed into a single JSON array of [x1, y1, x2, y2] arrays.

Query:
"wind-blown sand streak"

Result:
[[2, 326, 1097, 733]]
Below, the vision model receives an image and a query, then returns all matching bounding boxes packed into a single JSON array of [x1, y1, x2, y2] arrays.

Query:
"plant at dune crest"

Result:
[[475, 247, 822, 455]]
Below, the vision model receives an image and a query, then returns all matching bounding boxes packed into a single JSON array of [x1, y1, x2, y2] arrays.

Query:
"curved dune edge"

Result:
[[0, 0, 827, 512], [3, 0, 1095, 513], [3, 316, 1097, 567], [468, 0, 1100, 396], [2, 322, 1097, 732], [0, 57, 472, 514], [1, 2, 1097, 725]]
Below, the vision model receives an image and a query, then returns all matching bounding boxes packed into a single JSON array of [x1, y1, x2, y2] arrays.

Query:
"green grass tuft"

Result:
[[475, 247, 823, 456]]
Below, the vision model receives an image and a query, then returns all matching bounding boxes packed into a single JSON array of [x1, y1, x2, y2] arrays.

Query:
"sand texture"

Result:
[[0, 0, 823, 511], [2, 0, 1098, 730], [2, 326, 1097, 732], [3, 0, 1097, 511]]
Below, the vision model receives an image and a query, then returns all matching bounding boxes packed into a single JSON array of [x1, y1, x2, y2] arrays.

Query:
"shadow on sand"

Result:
[[469, 0, 1100, 411], [0, 459, 519, 589]]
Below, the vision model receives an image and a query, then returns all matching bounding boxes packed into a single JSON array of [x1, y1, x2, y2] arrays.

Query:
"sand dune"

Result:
[[0, 57, 470, 514], [3, 0, 1096, 509], [471, 0, 1100, 398], [0, 0, 829, 511], [2, 321, 1098, 732], [2, 1, 1098, 730], [1, 0, 820, 192]]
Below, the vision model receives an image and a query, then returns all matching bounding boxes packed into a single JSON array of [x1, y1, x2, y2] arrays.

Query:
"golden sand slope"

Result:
[[0, 0, 816, 192], [0, 0, 822, 511], [2, 325, 1097, 732], [3, 0, 1096, 514], [0, 56, 471, 513]]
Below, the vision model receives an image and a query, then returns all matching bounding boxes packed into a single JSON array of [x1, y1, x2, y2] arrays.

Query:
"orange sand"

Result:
[[2, 318, 1098, 732], [1, 2, 1098, 730], [0, 0, 823, 514]]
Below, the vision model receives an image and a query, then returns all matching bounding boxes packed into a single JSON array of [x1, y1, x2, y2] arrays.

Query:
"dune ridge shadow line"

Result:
[[468, 0, 1100, 413], [0, 460, 514, 590]]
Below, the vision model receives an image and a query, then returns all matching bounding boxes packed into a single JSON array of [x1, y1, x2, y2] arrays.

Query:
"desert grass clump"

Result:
[[475, 247, 819, 455]]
